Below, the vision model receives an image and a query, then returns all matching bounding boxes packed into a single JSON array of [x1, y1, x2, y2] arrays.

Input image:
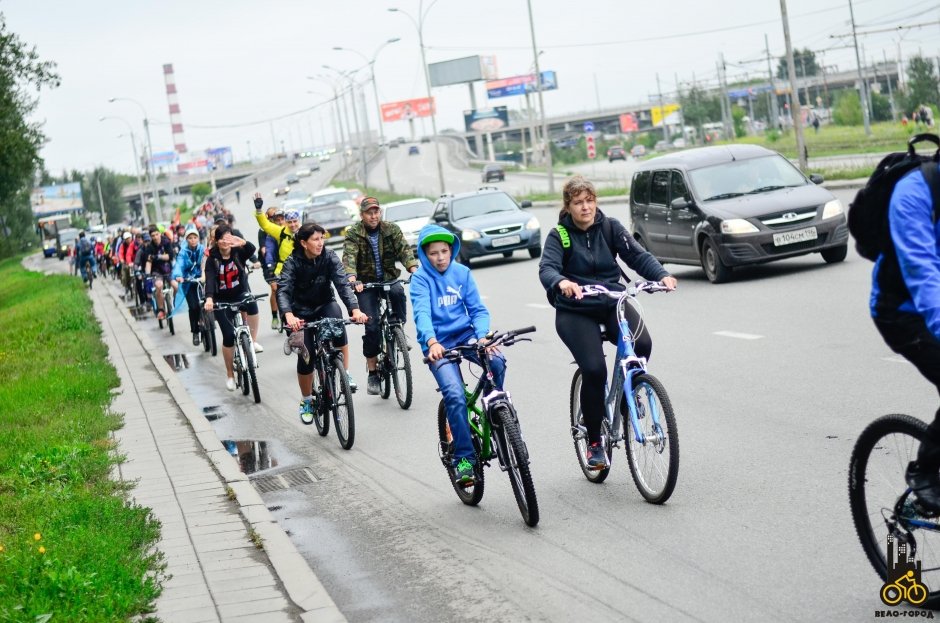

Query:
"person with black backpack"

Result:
[[538, 176, 677, 470], [76, 231, 96, 285], [855, 135, 940, 510]]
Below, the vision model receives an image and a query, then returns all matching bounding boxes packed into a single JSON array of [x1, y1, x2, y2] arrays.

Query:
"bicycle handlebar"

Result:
[[422, 326, 536, 364], [580, 280, 672, 298], [212, 293, 269, 311], [297, 317, 358, 330], [359, 277, 411, 290]]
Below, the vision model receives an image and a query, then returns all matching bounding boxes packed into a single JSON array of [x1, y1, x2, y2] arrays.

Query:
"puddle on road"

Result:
[[163, 353, 190, 371], [202, 405, 227, 421], [222, 439, 278, 475]]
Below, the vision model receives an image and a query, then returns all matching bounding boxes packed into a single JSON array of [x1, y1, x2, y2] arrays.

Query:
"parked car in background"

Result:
[[303, 204, 355, 249], [295, 168, 312, 177], [281, 189, 313, 216], [630, 144, 647, 158], [420, 136, 431, 143], [319, 153, 331, 162], [481, 163, 505, 182], [286, 173, 300, 185], [429, 187, 540, 265], [408, 145, 420, 156], [383, 197, 435, 249], [389, 142, 400, 149], [629, 144, 848, 283], [311, 187, 358, 219], [273, 184, 290, 197], [607, 146, 626, 162]]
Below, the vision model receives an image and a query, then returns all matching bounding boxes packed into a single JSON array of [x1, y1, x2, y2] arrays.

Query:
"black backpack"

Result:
[[78, 237, 92, 255], [848, 133, 940, 260]]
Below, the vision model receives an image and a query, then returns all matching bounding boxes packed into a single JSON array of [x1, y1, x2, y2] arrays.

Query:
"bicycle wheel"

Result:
[[205, 312, 218, 357], [166, 291, 175, 335], [312, 364, 330, 436], [239, 333, 260, 404], [496, 405, 539, 527], [625, 373, 679, 504], [569, 369, 612, 483], [379, 340, 391, 400], [200, 310, 211, 353], [437, 400, 485, 506], [849, 414, 940, 609], [390, 326, 413, 410], [330, 355, 355, 450], [236, 335, 250, 396]]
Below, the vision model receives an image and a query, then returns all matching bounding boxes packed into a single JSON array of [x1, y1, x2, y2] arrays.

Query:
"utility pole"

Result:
[[716, 57, 732, 140], [593, 73, 602, 113], [656, 73, 670, 142], [780, 0, 808, 169], [96, 175, 107, 228], [765, 33, 781, 129], [848, 0, 872, 136], [527, 0, 553, 193], [675, 73, 686, 141]]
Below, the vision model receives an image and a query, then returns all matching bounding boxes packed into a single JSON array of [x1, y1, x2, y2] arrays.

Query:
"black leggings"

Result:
[[295, 302, 347, 375], [557, 304, 652, 444], [184, 283, 201, 334], [356, 283, 407, 358], [215, 300, 259, 348]]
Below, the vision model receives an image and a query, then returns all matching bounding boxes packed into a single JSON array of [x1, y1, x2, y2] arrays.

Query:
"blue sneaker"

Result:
[[299, 399, 314, 425], [454, 457, 475, 487], [587, 442, 608, 470]]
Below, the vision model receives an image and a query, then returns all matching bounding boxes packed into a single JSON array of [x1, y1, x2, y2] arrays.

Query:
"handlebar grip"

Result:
[[511, 326, 536, 336]]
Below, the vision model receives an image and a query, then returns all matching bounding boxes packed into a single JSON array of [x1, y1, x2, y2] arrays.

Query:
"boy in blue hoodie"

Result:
[[171, 224, 206, 346], [411, 224, 505, 486]]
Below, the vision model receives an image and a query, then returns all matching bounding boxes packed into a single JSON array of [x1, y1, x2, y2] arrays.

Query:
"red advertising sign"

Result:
[[380, 97, 435, 122], [619, 113, 638, 133], [586, 135, 596, 159]]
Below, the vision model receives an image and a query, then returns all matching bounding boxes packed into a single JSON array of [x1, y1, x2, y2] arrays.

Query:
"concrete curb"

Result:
[[101, 285, 346, 623]]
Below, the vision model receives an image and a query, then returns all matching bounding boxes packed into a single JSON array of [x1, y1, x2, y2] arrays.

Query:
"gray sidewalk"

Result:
[[23, 251, 346, 623]]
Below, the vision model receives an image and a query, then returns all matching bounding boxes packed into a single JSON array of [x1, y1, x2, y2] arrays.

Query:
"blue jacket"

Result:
[[411, 224, 490, 354], [171, 243, 205, 281], [871, 164, 940, 338]]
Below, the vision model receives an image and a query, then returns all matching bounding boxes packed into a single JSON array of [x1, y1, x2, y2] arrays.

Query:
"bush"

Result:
[[191, 182, 211, 204]]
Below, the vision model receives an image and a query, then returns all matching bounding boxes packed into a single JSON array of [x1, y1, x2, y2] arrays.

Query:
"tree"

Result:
[[832, 89, 863, 126], [83, 167, 127, 225], [191, 182, 212, 204], [0, 13, 59, 257], [678, 86, 721, 143], [870, 92, 892, 122], [899, 55, 940, 115], [732, 105, 747, 138], [777, 48, 819, 80]]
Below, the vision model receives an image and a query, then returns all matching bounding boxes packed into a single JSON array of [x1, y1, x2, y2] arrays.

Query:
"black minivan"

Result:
[[629, 145, 849, 283]]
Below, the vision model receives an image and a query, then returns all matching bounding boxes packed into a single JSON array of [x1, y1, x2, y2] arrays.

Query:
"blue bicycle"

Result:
[[569, 281, 679, 503]]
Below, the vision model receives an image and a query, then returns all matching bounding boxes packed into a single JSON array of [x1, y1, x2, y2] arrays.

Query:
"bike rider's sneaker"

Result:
[[587, 442, 608, 470], [454, 457, 475, 487], [298, 399, 314, 425], [192, 333, 200, 346], [253, 342, 264, 353], [367, 371, 381, 395], [906, 461, 940, 514], [347, 373, 358, 392], [225, 377, 236, 392]]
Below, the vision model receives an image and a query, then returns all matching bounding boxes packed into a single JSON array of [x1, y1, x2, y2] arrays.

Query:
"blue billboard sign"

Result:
[[486, 71, 558, 99], [464, 106, 510, 132]]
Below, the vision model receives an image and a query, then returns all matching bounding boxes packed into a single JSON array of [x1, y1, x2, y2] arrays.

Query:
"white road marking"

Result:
[[713, 330, 764, 340], [882, 355, 909, 364], [525, 303, 553, 309]]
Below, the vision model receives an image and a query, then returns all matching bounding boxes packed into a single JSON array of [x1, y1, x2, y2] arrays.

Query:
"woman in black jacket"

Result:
[[539, 176, 677, 470], [204, 223, 263, 391], [277, 223, 367, 425]]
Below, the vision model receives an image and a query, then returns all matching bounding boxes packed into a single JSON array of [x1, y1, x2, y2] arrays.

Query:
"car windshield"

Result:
[[484, 165, 502, 172], [452, 193, 518, 221], [312, 191, 351, 205], [308, 207, 349, 222], [286, 190, 308, 200], [386, 200, 434, 221], [689, 155, 807, 201]]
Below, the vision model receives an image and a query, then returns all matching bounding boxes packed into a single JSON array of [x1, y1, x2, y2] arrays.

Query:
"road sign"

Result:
[[583, 121, 595, 133], [586, 134, 596, 159]]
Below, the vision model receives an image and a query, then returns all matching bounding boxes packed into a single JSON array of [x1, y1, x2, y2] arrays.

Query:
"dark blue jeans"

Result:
[[429, 349, 506, 465]]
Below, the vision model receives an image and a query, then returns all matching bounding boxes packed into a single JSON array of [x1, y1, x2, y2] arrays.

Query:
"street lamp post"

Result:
[[310, 75, 351, 164], [334, 38, 401, 193], [526, 0, 554, 193], [100, 116, 149, 225], [389, 2, 446, 195], [108, 97, 165, 222], [324, 65, 368, 188]]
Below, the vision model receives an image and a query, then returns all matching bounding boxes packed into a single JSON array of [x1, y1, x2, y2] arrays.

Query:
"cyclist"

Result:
[[254, 193, 300, 278], [171, 224, 206, 346], [342, 196, 419, 395], [872, 163, 940, 510], [141, 227, 177, 320], [411, 224, 504, 486], [259, 206, 286, 330], [204, 224, 261, 391], [277, 222, 367, 423], [76, 231, 96, 284], [538, 175, 676, 470]]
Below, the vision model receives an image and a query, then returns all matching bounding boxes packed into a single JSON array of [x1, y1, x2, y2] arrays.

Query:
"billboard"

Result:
[[486, 71, 558, 99], [651, 103, 681, 127], [31, 182, 84, 217], [464, 106, 509, 132], [206, 147, 233, 170], [150, 151, 178, 167], [429, 55, 484, 87], [381, 97, 435, 122], [480, 55, 498, 80], [619, 113, 638, 133]]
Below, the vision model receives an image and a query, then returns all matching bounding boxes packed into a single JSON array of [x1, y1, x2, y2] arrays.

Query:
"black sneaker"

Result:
[[587, 442, 608, 470], [906, 461, 940, 513], [367, 371, 381, 395], [192, 333, 201, 346]]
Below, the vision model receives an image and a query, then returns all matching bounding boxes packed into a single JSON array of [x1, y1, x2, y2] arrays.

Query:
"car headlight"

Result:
[[525, 217, 540, 230], [341, 226, 349, 236], [822, 199, 844, 220], [461, 229, 481, 241], [720, 219, 759, 234]]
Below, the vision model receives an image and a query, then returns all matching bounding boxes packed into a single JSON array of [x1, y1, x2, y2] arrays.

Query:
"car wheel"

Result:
[[528, 246, 542, 259], [455, 251, 471, 268], [821, 244, 847, 264], [700, 237, 733, 284]]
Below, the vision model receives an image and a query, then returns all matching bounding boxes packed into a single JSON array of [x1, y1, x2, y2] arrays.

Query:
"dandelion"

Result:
[[0, 544, 4, 553], [33, 533, 41, 541], [38, 546, 45, 554]]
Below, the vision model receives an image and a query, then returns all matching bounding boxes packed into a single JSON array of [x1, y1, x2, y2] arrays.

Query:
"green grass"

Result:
[[0, 257, 163, 622], [330, 179, 429, 205], [519, 185, 630, 203], [807, 166, 875, 181], [716, 121, 915, 159]]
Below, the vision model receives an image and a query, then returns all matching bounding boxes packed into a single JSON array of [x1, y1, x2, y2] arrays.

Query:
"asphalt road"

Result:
[[113, 185, 939, 622]]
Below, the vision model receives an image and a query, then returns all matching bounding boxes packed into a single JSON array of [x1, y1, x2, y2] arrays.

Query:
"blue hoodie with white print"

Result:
[[411, 224, 490, 355]]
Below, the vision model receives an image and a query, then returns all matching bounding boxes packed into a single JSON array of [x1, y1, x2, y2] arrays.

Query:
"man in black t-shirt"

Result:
[[142, 228, 177, 319]]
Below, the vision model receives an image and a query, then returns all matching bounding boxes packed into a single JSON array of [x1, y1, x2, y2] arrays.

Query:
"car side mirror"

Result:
[[520, 200, 533, 208], [670, 197, 691, 210], [433, 213, 448, 223], [809, 173, 824, 185]]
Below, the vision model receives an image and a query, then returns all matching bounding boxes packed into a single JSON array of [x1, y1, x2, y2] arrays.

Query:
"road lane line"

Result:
[[713, 330, 764, 340], [525, 303, 553, 309]]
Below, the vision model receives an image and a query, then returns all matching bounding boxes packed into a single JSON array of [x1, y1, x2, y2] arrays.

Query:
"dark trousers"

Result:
[[556, 304, 652, 444], [356, 283, 406, 358], [875, 313, 940, 461], [184, 283, 201, 334], [215, 300, 259, 348]]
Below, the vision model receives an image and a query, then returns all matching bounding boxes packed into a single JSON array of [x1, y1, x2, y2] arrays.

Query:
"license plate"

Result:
[[773, 226, 817, 246], [491, 235, 521, 248]]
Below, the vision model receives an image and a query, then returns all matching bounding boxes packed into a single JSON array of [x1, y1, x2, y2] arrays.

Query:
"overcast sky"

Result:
[[5, 0, 939, 175]]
